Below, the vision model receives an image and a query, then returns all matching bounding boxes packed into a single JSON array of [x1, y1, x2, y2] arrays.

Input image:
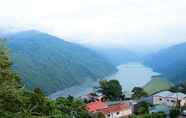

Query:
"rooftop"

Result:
[[154, 91, 186, 99], [97, 103, 130, 114], [85, 100, 108, 112]]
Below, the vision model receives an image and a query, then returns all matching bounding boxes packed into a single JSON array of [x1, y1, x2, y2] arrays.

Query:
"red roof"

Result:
[[85, 101, 108, 112], [97, 103, 130, 114]]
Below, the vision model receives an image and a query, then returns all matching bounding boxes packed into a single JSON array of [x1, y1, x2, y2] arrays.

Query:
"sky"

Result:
[[0, 0, 186, 53]]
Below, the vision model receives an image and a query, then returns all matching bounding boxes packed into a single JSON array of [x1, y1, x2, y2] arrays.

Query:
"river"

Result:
[[49, 62, 159, 99]]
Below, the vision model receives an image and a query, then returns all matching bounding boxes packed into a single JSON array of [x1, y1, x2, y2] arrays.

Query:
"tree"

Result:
[[170, 108, 180, 118], [0, 39, 23, 114], [134, 101, 149, 115], [93, 112, 106, 118], [97, 80, 123, 100], [132, 87, 148, 100], [0, 39, 99, 118], [151, 112, 166, 118]]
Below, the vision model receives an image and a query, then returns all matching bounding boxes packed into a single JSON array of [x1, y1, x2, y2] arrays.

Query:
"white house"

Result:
[[144, 91, 186, 107]]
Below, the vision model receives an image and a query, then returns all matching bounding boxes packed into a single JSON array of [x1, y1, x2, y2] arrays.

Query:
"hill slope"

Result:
[[5, 30, 117, 94], [143, 43, 186, 84], [93, 48, 139, 65], [143, 76, 173, 95]]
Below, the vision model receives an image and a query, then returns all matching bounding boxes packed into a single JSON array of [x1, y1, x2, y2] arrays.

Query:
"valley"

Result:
[[49, 62, 160, 99]]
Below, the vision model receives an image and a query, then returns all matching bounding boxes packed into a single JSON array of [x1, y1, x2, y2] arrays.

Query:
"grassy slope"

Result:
[[143, 77, 173, 95]]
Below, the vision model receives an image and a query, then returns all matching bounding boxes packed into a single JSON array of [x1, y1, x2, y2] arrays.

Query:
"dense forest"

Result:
[[3, 30, 117, 95], [0, 39, 94, 118]]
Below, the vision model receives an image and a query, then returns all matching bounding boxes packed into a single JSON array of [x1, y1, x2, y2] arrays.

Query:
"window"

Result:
[[116, 112, 120, 115], [107, 114, 110, 117], [171, 100, 175, 103], [159, 98, 162, 101], [167, 99, 169, 102]]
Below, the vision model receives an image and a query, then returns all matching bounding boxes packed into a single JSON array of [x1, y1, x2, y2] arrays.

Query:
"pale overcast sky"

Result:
[[0, 0, 186, 53]]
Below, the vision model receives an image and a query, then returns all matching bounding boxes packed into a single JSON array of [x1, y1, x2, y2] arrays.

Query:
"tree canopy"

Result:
[[96, 79, 123, 100], [0, 39, 91, 118], [132, 87, 148, 100]]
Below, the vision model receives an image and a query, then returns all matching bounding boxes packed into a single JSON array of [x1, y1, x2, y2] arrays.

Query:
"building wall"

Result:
[[105, 109, 132, 118], [153, 96, 177, 107], [180, 98, 186, 107]]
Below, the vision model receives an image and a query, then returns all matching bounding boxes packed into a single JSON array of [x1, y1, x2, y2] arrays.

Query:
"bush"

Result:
[[170, 108, 180, 118]]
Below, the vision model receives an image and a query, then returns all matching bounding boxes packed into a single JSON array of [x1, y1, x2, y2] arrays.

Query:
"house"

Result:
[[142, 91, 186, 107], [85, 100, 108, 112], [85, 100, 132, 118], [97, 103, 132, 118]]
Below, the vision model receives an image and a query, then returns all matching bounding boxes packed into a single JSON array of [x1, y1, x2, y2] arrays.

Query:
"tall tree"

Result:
[[97, 80, 123, 100], [0, 39, 22, 114], [132, 87, 148, 100]]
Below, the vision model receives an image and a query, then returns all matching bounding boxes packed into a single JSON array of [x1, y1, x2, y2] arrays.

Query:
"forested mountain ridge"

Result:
[[143, 42, 186, 84], [4, 30, 117, 95], [0, 39, 91, 118]]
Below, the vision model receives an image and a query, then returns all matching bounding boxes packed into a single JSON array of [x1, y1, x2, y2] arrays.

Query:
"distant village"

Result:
[[78, 76, 186, 118]]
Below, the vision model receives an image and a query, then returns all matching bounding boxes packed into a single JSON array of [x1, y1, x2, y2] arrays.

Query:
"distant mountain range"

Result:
[[143, 42, 186, 84], [93, 48, 139, 65], [4, 30, 117, 95]]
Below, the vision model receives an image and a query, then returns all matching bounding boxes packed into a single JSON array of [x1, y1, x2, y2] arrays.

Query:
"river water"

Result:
[[49, 62, 159, 99]]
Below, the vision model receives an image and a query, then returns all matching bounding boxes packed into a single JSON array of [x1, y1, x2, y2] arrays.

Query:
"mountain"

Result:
[[4, 30, 117, 95], [143, 42, 186, 84], [93, 48, 139, 65], [143, 75, 173, 95]]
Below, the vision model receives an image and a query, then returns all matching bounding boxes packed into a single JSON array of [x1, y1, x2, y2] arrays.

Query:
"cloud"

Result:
[[0, 0, 186, 53]]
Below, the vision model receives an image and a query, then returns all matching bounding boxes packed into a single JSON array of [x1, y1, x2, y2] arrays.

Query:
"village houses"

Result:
[[143, 91, 186, 107], [85, 100, 132, 118]]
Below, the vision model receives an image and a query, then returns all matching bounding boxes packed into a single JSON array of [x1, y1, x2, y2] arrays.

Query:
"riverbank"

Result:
[[49, 62, 160, 99]]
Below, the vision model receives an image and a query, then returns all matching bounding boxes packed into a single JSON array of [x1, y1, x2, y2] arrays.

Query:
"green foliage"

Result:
[[0, 39, 23, 113], [170, 108, 180, 118], [92, 112, 106, 118], [143, 78, 173, 95], [7, 30, 117, 95], [170, 83, 186, 94], [97, 79, 123, 100], [135, 101, 149, 115], [131, 112, 166, 118], [151, 112, 166, 118], [0, 39, 91, 118], [132, 87, 148, 100], [143, 42, 186, 84]]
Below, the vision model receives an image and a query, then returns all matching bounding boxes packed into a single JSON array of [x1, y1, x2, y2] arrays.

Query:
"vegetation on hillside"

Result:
[[0, 39, 92, 118], [143, 42, 186, 84], [5, 30, 117, 95], [143, 78, 173, 95]]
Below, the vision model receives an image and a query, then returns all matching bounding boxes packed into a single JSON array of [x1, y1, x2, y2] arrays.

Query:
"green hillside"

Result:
[[143, 75, 173, 95], [143, 42, 186, 84], [5, 30, 117, 95]]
